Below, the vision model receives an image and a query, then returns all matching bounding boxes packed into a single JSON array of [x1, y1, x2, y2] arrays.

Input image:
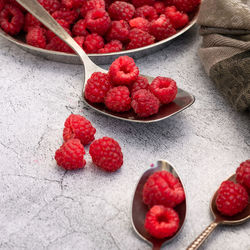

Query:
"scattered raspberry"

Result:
[[52, 9, 78, 24], [165, 6, 189, 29], [143, 171, 185, 207], [144, 205, 180, 239], [149, 76, 177, 104], [84, 33, 104, 53], [98, 40, 123, 53], [132, 0, 155, 8], [85, 8, 111, 35], [72, 19, 88, 37], [130, 75, 149, 97], [173, 0, 200, 13], [236, 160, 250, 191], [134, 5, 158, 21], [105, 86, 131, 112], [108, 56, 139, 86], [131, 89, 160, 117], [154, 1, 165, 14], [216, 181, 248, 216], [24, 13, 42, 32], [84, 72, 112, 103], [89, 137, 123, 172], [129, 17, 150, 32], [80, 0, 105, 17], [74, 36, 85, 48], [105, 20, 130, 42], [108, 1, 135, 22], [0, 4, 24, 35], [26, 27, 46, 49], [63, 114, 96, 145], [55, 139, 86, 170], [38, 0, 61, 13]]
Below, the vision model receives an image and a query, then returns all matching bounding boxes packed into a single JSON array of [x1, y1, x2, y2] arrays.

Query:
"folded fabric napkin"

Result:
[[197, 0, 250, 111]]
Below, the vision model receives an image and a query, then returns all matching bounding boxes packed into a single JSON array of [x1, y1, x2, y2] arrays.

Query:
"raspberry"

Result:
[[149, 76, 177, 104], [144, 205, 179, 239], [98, 40, 123, 53], [85, 72, 112, 103], [108, 1, 135, 22], [89, 137, 123, 172], [61, 0, 84, 9], [85, 8, 111, 35], [0, 4, 24, 35], [149, 14, 176, 41], [63, 114, 96, 145], [0, 0, 4, 12], [126, 28, 155, 50], [132, 0, 156, 8], [7, 0, 26, 12], [26, 27, 46, 49], [72, 19, 88, 37], [216, 181, 248, 216], [55, 139, 86, 170], [143, 171, 185, 207], [108, 56, 139, 86], [52, 9, 78, 24], [129, 17, 149, 32], [105, 86, 131, 112], [24, 13, 42, 32], [173, 0, 200, 13], [74, 36, 85, 48], [130, 75, 149, 97], [165, 0, 174, 6], [84, 33, 104, 53], [165, 6, 189, 29], [154, 1, 165, 14], [80, 0, 105, 17], [134, 5, 158, 21], [105, 20, 130, 42], [38, 0, 61, 13], [236, 160, 250, 191]]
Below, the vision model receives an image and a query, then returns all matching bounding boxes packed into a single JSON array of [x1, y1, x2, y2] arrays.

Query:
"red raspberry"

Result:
[[131, 89, 160, 117], [26, 27, 46, 49], [105, 86, 131, 112], [130, 75, 149, 97], [154, 1, 165, 14], [63, 114, 96, 145], [55, 139, 86, 170], [38, 0, 61, 13], [236, 160, 250, 191], [126, 28, 155, 50], [0, 4, 24, 35], [24, 13, 42, 32], [134, 5, 158, 21], [216, 181, 248, 216], [74, 36, 85, 49], [165, 0, 174, 6], [129, 17, 149, 32], [84, 33, 104, 53], [149, 76, 177, 104], [89, 137, 123, 172], [80, 0, 105, 17], [6, 0, 26, 12], [52, 9, 78, 24], [61, 0, 84, 9], [85, 72, 112, 103], [165, 6, 188, 29], [105, 20, 130, 42], [85, 8, 111, 35], [149, 14, 176, 41], [144, 205, 180, 239], [108, 1, 135, 22], [132, 0, 155, 8], [108, 56, 139, 86], [173, 0, 200, 13], [98, 40, 123, 53], [45, 19, 70, 42], [72, 19, 88, 37], [0, 0, 5, 12], [143, 171, 185, 207]]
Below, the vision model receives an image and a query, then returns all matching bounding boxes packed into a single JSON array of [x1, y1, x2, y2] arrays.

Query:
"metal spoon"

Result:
[[187, 174, 250, 250], [131, 160, 187, 249]]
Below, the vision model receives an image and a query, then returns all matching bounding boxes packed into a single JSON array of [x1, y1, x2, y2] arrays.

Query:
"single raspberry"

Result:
[[108, 56, 139, 86], [105, 20, 130, 42], [85, 72, 112, 103], [52, 9, 78, 24], [126, 28, 155, 50], [63, 114, 96, 145], [72, 19, 88, 37], [130, 75, 149, 97], [89, 137, 123, 172], [105, 86, 131, 112], [108, 1, 135, 22], [132, 0, 155, 8], [38, 0, 61, 13], [149, 14, 176, 41], [74, 36, 85, 49], [0, 4, 24, 35], [143, 171, 185, 207], [165, 6, 189, 29], [154, 1, 165, 14], [173, 0, 200, 13], [84, 33, 104, 53], [129, 17, 149, 32], [26, 27, 46, 49], [24, 13, 42, 32], [55, 139, 86, 170], [98, 40, 123, 53], [85, 8, 111, 35], [149, 76, 177, 104], [134, 5, 158, 21], [80, 0, 105, 17], [144, 205, 180, 239], [45, 19, 70, 42], [236, 160, 250, 191], [216, 181, 248, 216], [61, 0, 84, 9]]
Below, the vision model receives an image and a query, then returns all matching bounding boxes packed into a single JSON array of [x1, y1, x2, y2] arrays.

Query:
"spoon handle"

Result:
[[186, 221, 219, 250]]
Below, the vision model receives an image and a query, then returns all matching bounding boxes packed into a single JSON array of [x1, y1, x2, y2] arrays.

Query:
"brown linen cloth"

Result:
[[197, 0, 250, 111]]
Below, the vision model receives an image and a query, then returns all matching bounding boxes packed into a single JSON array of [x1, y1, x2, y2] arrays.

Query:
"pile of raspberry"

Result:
[[142, 170, 186, 239], [55, 113, 123, 172], [0, 0, 200, 53], [85, 55, 178, 117], [216, 160, 250, 216]]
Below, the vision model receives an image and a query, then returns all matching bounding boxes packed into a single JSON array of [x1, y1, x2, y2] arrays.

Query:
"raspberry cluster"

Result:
[[84, 56, 178, 118], [0, 0, 200, 53]]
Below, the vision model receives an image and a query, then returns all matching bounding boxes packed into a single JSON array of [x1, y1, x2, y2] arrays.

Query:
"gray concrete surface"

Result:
[[0, 26, 249, 250]]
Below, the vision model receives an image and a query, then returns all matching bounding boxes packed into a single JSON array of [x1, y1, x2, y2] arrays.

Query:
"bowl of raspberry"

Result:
[[0, 0, 200, 64]]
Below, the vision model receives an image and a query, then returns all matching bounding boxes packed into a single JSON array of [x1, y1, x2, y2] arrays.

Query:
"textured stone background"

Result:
[[0, 26, 249, 250]]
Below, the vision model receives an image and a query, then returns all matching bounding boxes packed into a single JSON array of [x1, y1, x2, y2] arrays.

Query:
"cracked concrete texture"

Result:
[[0, 25, 249, 250]]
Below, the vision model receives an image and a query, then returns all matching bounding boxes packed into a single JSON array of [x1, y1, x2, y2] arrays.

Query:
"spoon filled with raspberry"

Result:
[[16, 0, 194, 123]]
